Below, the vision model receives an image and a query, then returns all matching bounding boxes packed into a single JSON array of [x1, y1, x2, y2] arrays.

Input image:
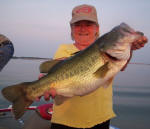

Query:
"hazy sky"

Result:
[[0, 0, 150, 64]]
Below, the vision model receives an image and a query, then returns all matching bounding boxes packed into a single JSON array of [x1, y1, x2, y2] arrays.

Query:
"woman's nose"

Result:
[[80, 25, 87, 32]]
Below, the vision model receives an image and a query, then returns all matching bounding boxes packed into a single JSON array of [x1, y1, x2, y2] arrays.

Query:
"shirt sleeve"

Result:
[[53, 44, 72, 59]]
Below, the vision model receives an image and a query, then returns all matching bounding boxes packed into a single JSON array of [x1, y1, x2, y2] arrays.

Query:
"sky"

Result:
[[0, 0, 150, 64]]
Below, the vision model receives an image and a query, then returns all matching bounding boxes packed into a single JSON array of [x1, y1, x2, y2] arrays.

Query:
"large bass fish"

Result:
[[2, 23, 144, 119]]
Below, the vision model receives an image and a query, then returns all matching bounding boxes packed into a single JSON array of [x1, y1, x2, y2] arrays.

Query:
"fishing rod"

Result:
[[0, 103, 53, 119], [129, 62, 150, 66], [0, 105, 37, 112]]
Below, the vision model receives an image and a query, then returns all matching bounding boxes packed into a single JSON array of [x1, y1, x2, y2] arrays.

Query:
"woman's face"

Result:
[[71, 20, 99, 46]]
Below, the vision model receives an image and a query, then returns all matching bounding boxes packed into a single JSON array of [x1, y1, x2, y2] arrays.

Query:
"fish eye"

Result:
[[136, 31, 144, 36]]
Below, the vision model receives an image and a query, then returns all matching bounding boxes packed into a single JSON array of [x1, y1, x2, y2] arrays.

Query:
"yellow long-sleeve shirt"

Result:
[[51, 44, 115, 128]]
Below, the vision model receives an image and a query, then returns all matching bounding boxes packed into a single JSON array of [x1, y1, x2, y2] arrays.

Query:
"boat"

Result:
[[0, 104, 119, 129]]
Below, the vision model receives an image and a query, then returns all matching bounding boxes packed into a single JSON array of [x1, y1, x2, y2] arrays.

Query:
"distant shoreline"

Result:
[[12, 56, 52, 60]]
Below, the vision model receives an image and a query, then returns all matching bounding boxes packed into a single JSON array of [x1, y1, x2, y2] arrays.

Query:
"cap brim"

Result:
[[70, 16, 98, 25]]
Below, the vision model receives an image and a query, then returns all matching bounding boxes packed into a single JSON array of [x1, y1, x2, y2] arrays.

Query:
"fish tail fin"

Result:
[[1, 83, 33, 119]]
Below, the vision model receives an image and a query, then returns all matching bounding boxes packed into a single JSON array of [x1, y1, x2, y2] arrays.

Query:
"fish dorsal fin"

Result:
[[70, 50, 81, 56], [40, 59, 61, 73], [94, 62, 109, 78]]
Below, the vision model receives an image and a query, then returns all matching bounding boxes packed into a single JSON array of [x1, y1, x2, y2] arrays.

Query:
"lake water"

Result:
[[0, 59, 150, 129]]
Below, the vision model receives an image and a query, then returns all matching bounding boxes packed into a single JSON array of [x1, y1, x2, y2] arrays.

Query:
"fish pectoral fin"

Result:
[[2, 83, 33, 119], [94, 62, 109, 78], [39, 59, 61, 73], [54, 95, 69, 105]]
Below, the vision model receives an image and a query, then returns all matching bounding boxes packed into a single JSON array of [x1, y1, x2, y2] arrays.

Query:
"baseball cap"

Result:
[[70, 4, 99, 25]]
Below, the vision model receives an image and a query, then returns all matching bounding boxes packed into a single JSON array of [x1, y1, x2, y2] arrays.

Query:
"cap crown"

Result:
[[70, 4, 98, 25]]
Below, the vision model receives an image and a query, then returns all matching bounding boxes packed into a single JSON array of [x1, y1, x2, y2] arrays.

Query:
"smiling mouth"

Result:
[[79, 34, 88, 36]]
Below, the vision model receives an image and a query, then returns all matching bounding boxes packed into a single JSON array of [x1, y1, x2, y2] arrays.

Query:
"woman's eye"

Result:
[[74, 24, 80, 27], [86, 23, 93, 27], [87, 24, 91, 26]]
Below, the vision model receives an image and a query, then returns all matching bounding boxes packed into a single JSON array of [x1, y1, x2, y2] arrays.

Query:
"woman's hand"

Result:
[[131, 36, 148, 50], [121, 35, 148, 71]]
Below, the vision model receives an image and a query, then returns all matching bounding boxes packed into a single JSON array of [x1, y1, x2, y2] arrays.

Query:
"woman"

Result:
[[24, 4, 147, 129]]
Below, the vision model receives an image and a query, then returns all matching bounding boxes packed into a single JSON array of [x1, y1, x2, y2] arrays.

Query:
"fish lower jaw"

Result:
[[105, 45, 131, 60]]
